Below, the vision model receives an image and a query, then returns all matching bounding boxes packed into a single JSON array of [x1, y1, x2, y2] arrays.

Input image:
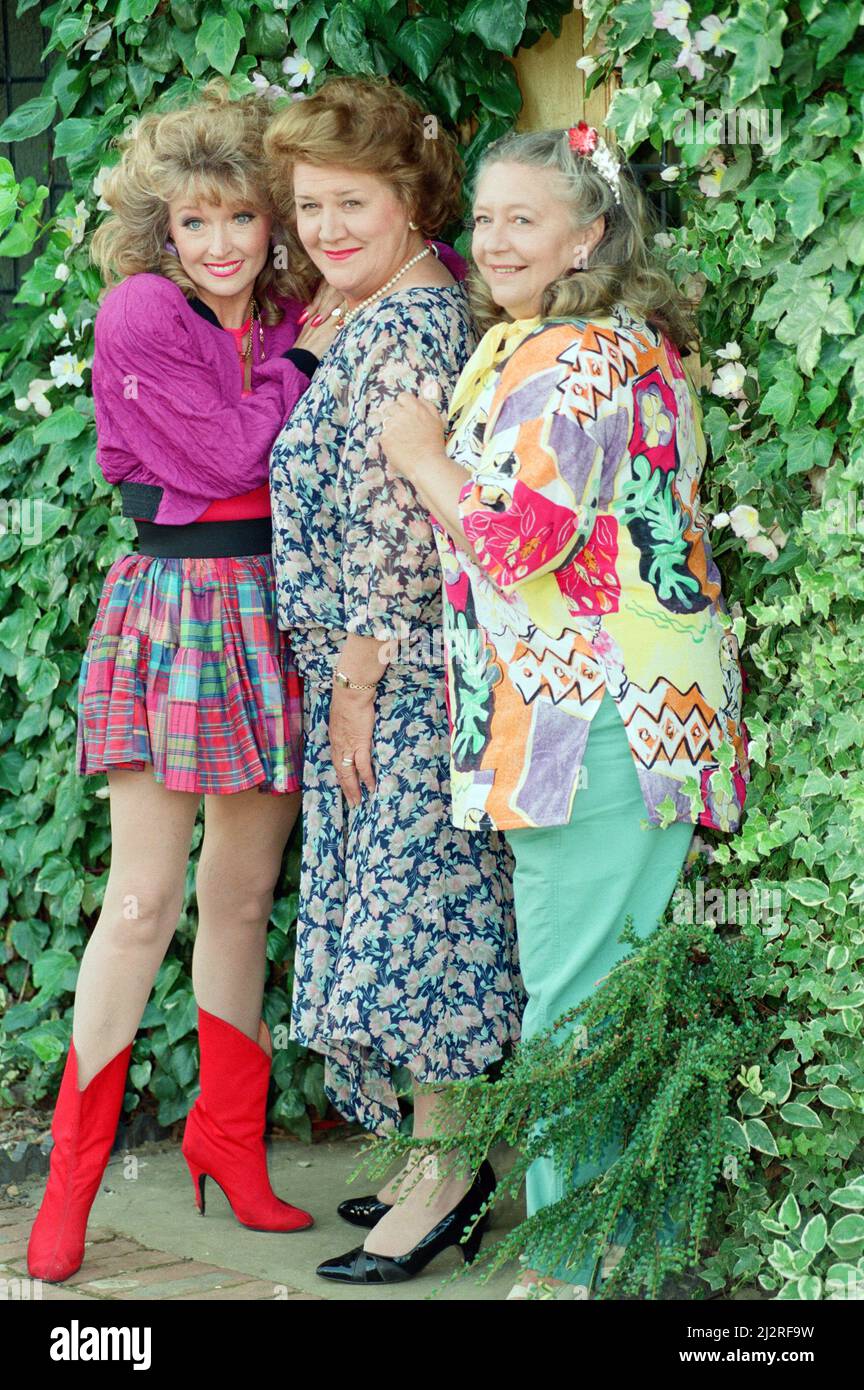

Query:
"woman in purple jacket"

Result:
[[27, 82, 339, 1284]]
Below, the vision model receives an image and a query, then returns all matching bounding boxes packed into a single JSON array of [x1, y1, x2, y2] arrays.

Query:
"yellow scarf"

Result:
[[448, 316, 541, 424]]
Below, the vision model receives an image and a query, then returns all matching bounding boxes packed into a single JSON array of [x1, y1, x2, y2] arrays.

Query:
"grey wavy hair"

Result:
[[467, 128, 697, 349]]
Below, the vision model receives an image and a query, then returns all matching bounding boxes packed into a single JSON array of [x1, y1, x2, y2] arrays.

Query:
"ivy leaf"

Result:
[[456, 0, 528, 56], [10, 918, 50, 964], [605, 82, 661, 151], [827, 1215, 864, 1256], [196, 11, 244, 76], [743, 1118, 779, 1155], [801, 1213, 828, 1254], [721, 0, 787, 103], [829, 1185, 864, 1210], [246, 11, 289, 59], [780, 1102, 823, 1129], [31, 405, 88, 445], [786, 877, 829, 905], [779, 1191, 801, 1230], [32, 947, 78, 995], [760, 361, 802, 426], [784, 424, 833, 475], [808, 2, 860, 68], [389, 17, 452, 81], [0, 96, 57, 142], [780, 164, 829, 241]]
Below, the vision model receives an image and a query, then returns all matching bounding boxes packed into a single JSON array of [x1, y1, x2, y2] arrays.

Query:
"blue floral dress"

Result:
[[269, 283, 524, 1134]]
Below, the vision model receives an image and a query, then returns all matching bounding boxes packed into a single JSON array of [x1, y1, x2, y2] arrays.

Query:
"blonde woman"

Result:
[[381, 124, 749, 1297], [27, 82, 340, 1284]]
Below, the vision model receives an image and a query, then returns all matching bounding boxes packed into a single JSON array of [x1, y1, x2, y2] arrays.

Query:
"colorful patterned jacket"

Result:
[[435, 304, 749, 833]]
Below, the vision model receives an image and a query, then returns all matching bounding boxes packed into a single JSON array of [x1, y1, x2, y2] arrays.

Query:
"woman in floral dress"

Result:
[[264, 77, 522, 1283]]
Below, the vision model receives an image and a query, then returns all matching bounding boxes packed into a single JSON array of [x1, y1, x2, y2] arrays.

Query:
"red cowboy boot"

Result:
[[27, 1040, 133, 1282], [181, 1007, 313, 1232]]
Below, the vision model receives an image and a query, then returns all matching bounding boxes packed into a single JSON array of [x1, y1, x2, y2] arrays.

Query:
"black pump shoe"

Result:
[[336, 1194, 392, 1229], [317, 1160, 495, 1284]]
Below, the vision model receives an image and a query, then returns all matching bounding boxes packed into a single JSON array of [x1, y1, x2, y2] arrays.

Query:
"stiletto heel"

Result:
[[461, 1212, 489, 1264], [186, 1161, 206, 1215], [316, 1159, 496, 1284]]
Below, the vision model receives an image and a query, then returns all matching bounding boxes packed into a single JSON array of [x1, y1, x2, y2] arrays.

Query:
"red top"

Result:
[[195, 316, 272, 522]]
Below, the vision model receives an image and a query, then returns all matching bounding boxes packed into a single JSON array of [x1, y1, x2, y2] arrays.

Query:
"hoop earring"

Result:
[[408, 220, 419, 230]]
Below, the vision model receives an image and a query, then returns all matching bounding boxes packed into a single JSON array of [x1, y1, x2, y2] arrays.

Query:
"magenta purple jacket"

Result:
[[90, 241, 468, 526], [91, 272, 309, 525]]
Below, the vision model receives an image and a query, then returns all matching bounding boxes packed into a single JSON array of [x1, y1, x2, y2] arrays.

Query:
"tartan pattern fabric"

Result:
[[76, 551, 303, 795]]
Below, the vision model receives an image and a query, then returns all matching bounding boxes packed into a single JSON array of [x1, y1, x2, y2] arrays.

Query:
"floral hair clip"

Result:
[[566, 121, 622, 205]]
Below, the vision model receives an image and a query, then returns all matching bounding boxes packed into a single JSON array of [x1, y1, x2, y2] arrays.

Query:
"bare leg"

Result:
[[192, 789, 301, 1039], [364, 1085, 475, 1258], [73, 769, 201, 1089]]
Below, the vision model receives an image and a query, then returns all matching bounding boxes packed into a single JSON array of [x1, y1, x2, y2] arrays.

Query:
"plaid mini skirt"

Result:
[[76, 551, 303, 795]]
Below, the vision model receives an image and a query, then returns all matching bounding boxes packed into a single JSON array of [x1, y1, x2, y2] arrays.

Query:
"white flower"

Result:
[[251, 70, 287, 99], [713, 512, 730, 528], [693, 14, 727, 52], [281, 53, 316, 87], [674, 43, 706, 79], [20, 377, 54, 417], [54, 263, 70, 282], [48, 307, 67, 332], [92, 166, 113, 212], [767, 522, 789, 550], [660, 165, 680, 182], [712, 361, 747, 397], [716, 341, 741, 360], [49, 353, 89, 388], [698, 167, 725, 198], [653, 0, 691, 43], [57, 199, 88, 247], [746, 533, 779, 562], [727, 504, 762, 540], [576, 56, 599, 77]]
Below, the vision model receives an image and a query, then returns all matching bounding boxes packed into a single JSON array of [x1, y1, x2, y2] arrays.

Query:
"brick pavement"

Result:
[[0, 1201, 322, 1301]]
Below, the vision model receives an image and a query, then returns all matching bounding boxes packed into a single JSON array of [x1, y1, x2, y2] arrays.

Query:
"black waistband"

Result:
[[134, 517, 273, 558]]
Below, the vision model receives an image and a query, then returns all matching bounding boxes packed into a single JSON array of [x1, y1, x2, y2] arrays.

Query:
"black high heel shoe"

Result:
[[337, 1194, 392, 1229], [317, 1159, 496, 1284]]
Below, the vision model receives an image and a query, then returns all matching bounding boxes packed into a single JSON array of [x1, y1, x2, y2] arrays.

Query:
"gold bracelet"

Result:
[[334, 669, 379, 691]]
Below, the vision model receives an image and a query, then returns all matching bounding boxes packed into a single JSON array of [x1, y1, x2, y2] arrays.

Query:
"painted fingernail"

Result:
[[309, 314, 324, 327], [297, 307, 311, 325]]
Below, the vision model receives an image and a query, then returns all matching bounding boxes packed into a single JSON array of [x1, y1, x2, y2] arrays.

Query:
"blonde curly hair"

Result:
[[89, 79, 311, 323], [468, 128, 697, 350]]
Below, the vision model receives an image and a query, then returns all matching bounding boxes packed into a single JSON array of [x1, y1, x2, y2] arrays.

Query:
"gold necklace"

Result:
[[241, 296, 266, 360]]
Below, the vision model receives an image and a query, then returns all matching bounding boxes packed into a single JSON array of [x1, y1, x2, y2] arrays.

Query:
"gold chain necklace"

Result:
[[241, 296, 266, 361]]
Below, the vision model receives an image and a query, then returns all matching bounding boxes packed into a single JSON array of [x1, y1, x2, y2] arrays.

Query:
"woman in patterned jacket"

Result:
[[381, 124, 749, 1298]]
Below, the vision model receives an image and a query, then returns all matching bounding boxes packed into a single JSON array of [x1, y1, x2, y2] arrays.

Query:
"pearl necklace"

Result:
[[330, 242, 437, 327]]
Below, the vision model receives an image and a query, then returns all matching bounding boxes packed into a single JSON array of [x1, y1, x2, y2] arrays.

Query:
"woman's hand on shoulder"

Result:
[[293, 278, 344, 357], [379, 389, 447, 480]]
